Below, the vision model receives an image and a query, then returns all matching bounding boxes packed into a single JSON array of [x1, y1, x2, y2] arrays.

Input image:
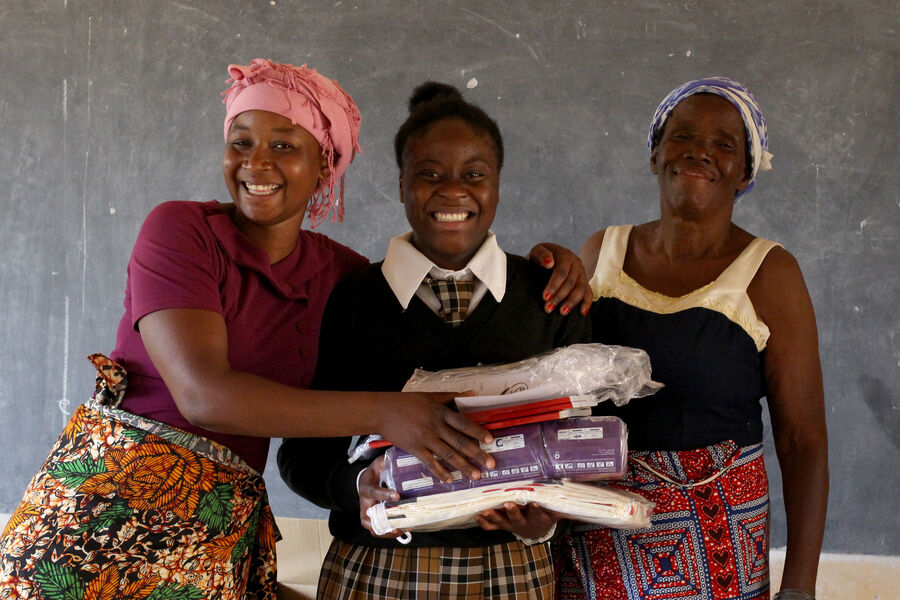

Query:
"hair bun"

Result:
[[408, 82, 462, 112]]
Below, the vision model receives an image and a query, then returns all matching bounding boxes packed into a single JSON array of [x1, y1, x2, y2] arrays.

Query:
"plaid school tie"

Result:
[[426, 276, 475, 326]]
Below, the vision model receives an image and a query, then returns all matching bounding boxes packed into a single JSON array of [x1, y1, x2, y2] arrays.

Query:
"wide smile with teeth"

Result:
[[243, 182, 282, 196], [433, 211, 471, 223]]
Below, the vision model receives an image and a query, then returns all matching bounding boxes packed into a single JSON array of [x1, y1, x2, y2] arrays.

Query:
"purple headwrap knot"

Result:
[[648, 76, 772, 201]]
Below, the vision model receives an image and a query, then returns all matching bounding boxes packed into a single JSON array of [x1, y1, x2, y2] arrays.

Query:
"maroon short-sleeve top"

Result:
[[110, 200, 368, 472]]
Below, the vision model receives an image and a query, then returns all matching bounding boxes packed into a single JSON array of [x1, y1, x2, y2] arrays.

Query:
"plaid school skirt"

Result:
[[0, 355, 279, 599], [554, 442, 770, 600], [318, 537, 554, 600]]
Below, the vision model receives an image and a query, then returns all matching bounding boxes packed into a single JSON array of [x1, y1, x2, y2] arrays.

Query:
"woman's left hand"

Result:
[[528, 243, 592, 315], [358, 456, 405, 539], [474, 502, 559, 540]]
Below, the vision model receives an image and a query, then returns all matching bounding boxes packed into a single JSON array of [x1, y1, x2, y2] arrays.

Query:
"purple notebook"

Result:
[[383, 416, 628, 498]]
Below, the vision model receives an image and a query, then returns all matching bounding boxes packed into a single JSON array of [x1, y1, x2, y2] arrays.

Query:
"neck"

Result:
[[653, 191, 736, 260], [653, 217, 734, 261], [232, 213, 304, 265], [411, 234, 488, 272], [427, 252, 475, 272]]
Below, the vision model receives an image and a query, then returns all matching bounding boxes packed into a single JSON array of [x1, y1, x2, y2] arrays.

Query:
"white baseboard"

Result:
[[770, 547, 900, 599]]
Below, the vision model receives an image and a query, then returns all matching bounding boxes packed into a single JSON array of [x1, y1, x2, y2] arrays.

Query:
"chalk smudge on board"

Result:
[[455, 5, 541, 62], [576, 17, 587, 40], [81, 17, 94, 318], [58, 296, 70, 421]]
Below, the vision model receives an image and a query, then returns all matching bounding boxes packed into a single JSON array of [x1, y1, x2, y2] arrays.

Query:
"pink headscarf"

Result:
[[222, 59, 362, 226]]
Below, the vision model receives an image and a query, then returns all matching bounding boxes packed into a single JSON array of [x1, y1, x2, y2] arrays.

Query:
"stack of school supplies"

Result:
[[355, 343, 662, 535]]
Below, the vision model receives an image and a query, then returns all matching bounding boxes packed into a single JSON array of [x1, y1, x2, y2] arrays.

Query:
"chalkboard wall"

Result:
[[1, 0, 897, 557]]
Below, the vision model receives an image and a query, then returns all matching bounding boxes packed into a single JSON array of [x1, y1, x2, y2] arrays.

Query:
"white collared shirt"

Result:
[[381, 232, 507, 315]]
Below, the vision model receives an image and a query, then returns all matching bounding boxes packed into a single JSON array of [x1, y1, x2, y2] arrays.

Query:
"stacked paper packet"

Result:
[[367, 478, 654, 535]]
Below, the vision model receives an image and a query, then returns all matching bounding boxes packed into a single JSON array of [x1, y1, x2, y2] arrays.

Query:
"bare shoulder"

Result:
[[753, 244, 805, 290], [749, 244, 813, 326], [579, 229, 608, 277]]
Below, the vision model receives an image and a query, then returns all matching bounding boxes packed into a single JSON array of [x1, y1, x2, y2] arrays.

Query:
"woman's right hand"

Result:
[[374, 391, 495, 484]]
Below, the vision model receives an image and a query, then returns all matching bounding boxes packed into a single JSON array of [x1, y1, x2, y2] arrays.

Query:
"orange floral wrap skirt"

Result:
[[0, 356, 279, 599]]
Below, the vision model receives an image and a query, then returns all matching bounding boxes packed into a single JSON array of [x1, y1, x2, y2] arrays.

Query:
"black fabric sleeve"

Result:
[[276, 435, 366, 513]]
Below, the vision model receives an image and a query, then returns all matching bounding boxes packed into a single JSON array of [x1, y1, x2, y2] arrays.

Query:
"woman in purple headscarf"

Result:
[[554, 78, 828, 600], [0, 59, 588, 599]]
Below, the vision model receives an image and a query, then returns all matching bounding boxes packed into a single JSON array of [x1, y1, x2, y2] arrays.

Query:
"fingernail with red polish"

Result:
[[561, 305, 570, 315], [543, 292, 551, 301], [546, 303, 555, 312], [543, 257, 552, 265]]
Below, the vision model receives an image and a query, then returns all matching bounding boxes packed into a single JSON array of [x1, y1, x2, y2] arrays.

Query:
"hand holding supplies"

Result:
[[351, 343, 662, 460], [362, 343, 662, 535]]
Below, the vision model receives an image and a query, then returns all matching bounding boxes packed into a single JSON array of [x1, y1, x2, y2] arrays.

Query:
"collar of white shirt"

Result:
[[381, 231, 507, 310]]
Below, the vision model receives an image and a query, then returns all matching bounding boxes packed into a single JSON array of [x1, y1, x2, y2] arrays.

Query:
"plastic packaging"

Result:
[[366, 478, 654, 535], [382, 416, 628, 497], [348, 434, 383, 464], [402, 343, 661, 407], [349, 343, 660, 465]]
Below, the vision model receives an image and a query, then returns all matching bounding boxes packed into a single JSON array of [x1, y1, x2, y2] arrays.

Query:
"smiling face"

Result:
[[400, 117, 500, 270], [222, 110, 328, 235], [651, 94, 751, 216]]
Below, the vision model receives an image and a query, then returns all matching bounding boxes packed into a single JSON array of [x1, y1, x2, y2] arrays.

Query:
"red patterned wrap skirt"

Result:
[[0, 356, 279, 599], [554, 441, 769, 600]]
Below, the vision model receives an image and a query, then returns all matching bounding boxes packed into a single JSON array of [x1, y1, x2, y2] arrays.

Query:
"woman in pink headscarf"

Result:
[[0, 59, 588, 599]]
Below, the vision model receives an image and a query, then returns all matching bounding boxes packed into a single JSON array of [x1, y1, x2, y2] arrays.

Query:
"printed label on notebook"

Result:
[[480, 433, 525, 453], [402, 476, 435, 491], [558, 427, 605, 440], [397, 455, 422, 468]]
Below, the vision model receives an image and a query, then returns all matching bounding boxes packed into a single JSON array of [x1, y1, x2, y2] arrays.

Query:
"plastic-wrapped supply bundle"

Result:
[[402, 343, 662, 407], [366, 478, 654, 535], [349, 343, 661, 465], [382, 417, 628, 498]]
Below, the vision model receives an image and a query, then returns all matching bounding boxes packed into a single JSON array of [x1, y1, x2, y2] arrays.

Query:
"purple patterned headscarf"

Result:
[[648, 77, 773, 200]]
